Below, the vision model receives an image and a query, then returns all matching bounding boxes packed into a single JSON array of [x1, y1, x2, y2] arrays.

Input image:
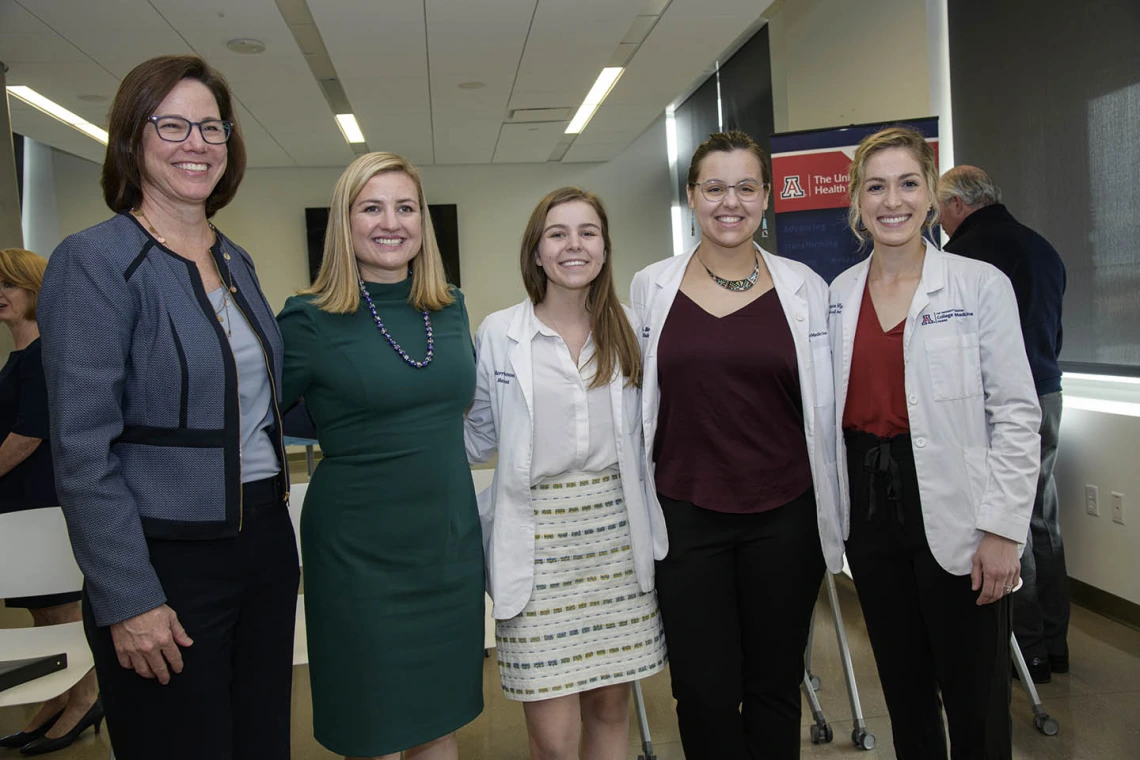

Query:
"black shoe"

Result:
[[1015, 655, 1052, 684], [0, 710, 63, 749], [1049, 653, 1069, 673], [18, 700, 103, 756]]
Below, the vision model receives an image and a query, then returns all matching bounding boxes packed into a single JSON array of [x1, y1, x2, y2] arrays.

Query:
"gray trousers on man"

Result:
[[1013, 391, 1069, 660]]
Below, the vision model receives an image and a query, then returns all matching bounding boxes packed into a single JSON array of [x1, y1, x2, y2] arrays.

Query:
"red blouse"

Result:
[[842, 284, 910, 438]]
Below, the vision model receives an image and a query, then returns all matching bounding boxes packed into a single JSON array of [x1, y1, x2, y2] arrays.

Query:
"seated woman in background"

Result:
[[829, 126, 1040, 759], [278, 151, 484, 760], [0, 248, 101, 756], [466, 187, 667, 760]]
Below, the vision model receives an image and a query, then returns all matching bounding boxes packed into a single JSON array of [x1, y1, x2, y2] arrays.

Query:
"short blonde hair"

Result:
[[847, 126, 940, 246], [0, 248, 48, 320], [303, 152, 454, 313]]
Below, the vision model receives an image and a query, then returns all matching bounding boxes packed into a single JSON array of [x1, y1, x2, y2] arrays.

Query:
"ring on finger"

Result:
[[1002, 584, 1013, 594]]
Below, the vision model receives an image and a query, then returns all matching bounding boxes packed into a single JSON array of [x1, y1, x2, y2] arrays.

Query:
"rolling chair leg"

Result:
[[825, 573, 876, 750], [631, 680, 656, 759], [1010, 632, 1059, 736]]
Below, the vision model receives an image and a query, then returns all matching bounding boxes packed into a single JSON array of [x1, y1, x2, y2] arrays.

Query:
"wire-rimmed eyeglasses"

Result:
[[690, 179, 768, 203], [147, 116, 233, 144]]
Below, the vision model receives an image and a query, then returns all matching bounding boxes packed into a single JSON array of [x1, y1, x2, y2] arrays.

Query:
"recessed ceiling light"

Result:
[[6, 85, 108, 144], [566, 67, 624, 134], [226, 38, 266, 55], [458, 81, 486, 90], [335, 113, 366, 144]]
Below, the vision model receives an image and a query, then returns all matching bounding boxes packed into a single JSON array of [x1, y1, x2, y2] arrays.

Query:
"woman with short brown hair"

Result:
[[40, 55, 297, 760]]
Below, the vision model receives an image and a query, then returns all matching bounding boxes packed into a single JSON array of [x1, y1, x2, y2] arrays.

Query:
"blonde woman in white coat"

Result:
[[630, 131, 843, 760], [465, 187, 667, 760], [829, 126, 1040, 760]]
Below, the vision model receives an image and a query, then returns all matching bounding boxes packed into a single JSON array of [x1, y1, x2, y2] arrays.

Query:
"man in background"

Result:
[[938, 165, 1068, 684]]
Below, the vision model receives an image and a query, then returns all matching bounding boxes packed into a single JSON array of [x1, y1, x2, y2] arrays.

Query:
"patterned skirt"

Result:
[[495, 469, 667, 702]]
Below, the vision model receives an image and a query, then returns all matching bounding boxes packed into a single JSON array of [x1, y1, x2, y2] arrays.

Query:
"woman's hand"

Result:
[[970, 532, 1021, 606], [109, 604, 194, 684]]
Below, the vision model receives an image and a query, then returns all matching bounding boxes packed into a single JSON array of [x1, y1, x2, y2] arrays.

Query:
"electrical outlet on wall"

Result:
[[1086, 484, 1100, 516], [1111, 492, 1125, 525]]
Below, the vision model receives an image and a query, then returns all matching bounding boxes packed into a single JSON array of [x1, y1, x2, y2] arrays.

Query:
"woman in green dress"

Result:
[[278, 152, 484, 759]]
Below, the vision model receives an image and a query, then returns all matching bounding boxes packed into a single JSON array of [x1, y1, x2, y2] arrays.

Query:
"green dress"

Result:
[[278, 280, 484, 756]]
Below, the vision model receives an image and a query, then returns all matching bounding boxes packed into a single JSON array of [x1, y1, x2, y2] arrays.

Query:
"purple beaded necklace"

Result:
[[358, 276, 434, 369]]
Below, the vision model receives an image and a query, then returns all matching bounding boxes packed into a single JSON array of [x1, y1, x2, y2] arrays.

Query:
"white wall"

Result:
[[1056, 404, 1140, 605], [765, 0, 932, 133], [44, 118, 671, 329]]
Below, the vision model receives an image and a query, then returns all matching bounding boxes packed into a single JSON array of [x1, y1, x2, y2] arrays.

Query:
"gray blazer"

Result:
[[39, 212, 287, 626]]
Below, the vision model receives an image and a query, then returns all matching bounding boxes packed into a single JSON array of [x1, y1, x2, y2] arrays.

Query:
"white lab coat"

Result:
[[629, 243, 846, 573], [464, 299, 667, 620], [829, 239, 1041, 575]]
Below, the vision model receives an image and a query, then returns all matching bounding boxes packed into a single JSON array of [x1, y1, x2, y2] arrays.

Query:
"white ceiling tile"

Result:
[[433, 114, 502, 165], [562, 141, 626, 163], [3, 0, 776, 168], [493, 121, 565, 164]]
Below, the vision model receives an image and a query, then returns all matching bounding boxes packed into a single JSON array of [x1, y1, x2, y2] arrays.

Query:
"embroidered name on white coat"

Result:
[[495, 370, 515, 385], [920, 308, 974, 325]]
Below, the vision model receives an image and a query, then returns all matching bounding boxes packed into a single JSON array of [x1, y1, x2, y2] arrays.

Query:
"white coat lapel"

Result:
[[903, 239, 944, 352], [840, 257, 871, 395], [646, 251, 692, 360], [763, 247, 809, 349], [506, 304, 535, 417]]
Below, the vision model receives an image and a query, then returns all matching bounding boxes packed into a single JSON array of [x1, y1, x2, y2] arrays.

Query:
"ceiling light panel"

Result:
[[309, 0, 433, 162], [6, 86, 108, 144], [565, 67, 624, 134]]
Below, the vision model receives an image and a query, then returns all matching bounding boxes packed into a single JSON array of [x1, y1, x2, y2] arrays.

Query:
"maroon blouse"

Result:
[[842, 284, 910, 438], [653, 289, 814, 514]]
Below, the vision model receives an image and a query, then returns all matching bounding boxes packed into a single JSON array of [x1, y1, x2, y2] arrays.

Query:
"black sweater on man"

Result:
[[945, 203, 1065, 395]]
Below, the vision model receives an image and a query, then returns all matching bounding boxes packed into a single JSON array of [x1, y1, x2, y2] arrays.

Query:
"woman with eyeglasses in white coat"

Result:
[[630, 130, 843, 759]]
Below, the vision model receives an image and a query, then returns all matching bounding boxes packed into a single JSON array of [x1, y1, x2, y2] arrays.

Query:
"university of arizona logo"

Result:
[[921, 314, 934, 325], [780, 175, 806, 199]]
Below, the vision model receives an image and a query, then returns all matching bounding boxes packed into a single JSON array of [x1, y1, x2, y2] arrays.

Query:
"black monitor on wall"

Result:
[[304, 204, 461, 288]]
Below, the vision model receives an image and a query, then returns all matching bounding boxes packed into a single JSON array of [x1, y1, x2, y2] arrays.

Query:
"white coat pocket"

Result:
[[925, 333, 983, 401]]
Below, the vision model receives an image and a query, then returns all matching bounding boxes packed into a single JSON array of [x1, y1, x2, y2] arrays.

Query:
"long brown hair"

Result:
[[302, 152, 455, 313], [102, 55, 246, 219], [520, 187, 642, 389]]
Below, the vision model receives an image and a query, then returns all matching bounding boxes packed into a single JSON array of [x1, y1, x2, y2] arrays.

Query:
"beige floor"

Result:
[[2, 581, 1138, 759]]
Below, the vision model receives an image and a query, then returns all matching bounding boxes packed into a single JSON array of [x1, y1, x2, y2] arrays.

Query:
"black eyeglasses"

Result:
[[690, 179, 768, 203], [147, 116, 233, 144]]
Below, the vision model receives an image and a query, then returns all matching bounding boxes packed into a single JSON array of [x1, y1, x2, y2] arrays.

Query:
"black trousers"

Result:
[[844, 430, 1011, 760], [83, 478, 300, 760], [654, 489, 824, 760], [1012, 391, 1069, 661]]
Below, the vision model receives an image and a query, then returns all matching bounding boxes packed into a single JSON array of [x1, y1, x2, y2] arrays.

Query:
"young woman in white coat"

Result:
[[829, 126, 1041, 760], [466, 187, 667, 760], [629, 131, 844, 759]]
